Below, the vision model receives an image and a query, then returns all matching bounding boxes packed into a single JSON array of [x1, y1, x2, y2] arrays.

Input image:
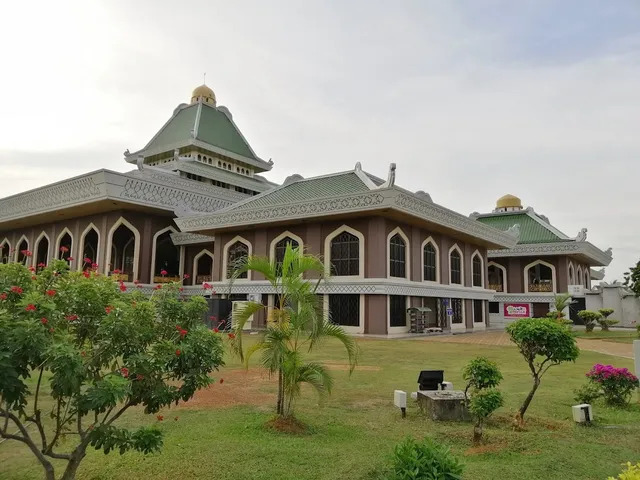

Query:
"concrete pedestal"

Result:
[[417, 390, 470, 422]]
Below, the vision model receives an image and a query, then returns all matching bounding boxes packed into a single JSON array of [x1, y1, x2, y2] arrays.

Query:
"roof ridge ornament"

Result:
[[136, 154, 144, 171], [380, 163, 396, 188], [506, 223, 521, 239], [575, 228, 587, 242]]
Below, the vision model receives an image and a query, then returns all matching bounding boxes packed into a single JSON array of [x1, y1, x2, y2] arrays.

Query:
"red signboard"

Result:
[[503, 303, 530, 318]]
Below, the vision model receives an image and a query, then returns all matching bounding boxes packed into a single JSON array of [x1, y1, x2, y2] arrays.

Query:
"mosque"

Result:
[[0, 84, 612, 334]]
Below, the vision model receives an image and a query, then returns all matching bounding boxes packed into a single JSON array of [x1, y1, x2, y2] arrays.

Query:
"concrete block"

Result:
[[572, 404, 593, 423]]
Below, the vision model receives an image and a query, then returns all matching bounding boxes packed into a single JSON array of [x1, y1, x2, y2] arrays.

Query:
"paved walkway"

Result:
[[423, 331, 635, 359]]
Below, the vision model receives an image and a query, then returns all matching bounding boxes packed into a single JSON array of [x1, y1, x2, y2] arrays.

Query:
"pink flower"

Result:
[[136, 374, 144, 381], [59, 246, 69, 253], [21, 249, 32, 257], [67, 257, 74, 262], [83, 257, 92, 264], [160, 269, 168, 276], [91, 263, 98, 270], [28, 266, 35, 272], [113, 269, 121, 274], [183, 274, 190, 279], [37, 262, 46, 268]]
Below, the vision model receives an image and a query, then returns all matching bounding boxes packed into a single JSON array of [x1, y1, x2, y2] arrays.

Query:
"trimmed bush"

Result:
[[469, 389, 504, 443], [597, 308, 618, 331], [382, 437, 464, 480], [578, 310, 602, 332], [462, 357, 503, 395]]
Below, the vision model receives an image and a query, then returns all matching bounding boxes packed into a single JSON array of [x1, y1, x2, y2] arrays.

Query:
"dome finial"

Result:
[[494, 194, 523, 213], [191, 81, 216, 106]]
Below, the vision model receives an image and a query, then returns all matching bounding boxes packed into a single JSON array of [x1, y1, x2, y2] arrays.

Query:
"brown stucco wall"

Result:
[[365, 295, 387, 334]]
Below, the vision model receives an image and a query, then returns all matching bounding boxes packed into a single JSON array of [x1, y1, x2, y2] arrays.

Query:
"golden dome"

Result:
[[190, 84, 216, 105], [496, 194, 522, 209]]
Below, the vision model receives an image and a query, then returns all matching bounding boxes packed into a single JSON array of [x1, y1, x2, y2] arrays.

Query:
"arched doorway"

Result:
[[35, 234, 49, 268], [110, 224, 136, 281], [80, 228, 99, 270], [153, 231, 180, 282], [1, 240, 11, 264], [526, 261, 554, 292]]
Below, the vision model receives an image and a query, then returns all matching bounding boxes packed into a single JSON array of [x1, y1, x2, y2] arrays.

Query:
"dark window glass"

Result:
[[451, 298, 463, 324], [528, 262, 553, 292], [472, 255, 482, 287], [489, 301, 500, 314], [389, 233, 406, 278], [227, 241, 249, 278], [274, 236, 299, 276], [329, 294, 359, 327], [330, 231, 359, 276], [423, 242, 437, 281], [450, 249, 462, 285], [389, 295, 406, 327], [488, 265, 504, 292], [473, 299, 484, 323]]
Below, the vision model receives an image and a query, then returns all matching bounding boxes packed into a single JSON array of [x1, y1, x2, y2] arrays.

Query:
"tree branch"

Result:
[[104, 401, 132, 427], [0, 410, 55, 474]]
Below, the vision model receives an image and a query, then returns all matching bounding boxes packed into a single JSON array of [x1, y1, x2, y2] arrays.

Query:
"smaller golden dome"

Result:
[[496, 194, 522, 209], [191, 84, 216, 105]]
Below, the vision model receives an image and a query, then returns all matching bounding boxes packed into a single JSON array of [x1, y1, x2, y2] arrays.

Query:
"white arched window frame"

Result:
[[487, 261, 508, 293], [387, 227, 410, 279], [324, 225, 365, 279], [77, 223, 101, 271], [577, 266, 584, 288], [585, 268, 591, 289], [269, 231, 304, 263], [448, 244, 464, 286], [54, 227, 74, 265], [222, 235, 253, 280], [14, 235, 30, 265], [420, 237, 440, 283], [524, 259, 557, 293], [192, 249, 215, 285], [568, 261, 575, 285], [104, 217, 141, 282], [34, 231, 50, 266], [471, 249, 484, 288], [0, 238, 11, 264], [150, 226, 180, 280]]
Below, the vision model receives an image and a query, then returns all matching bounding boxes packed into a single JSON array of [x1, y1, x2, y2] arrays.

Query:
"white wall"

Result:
[[586, 285, 640, 327]]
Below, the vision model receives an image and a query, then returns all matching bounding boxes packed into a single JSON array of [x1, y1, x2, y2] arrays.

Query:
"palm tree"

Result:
[[228, 244, 358, 418], [549, 293, 575, 324]]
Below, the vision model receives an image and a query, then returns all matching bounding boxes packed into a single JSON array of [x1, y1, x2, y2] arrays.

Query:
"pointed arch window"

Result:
[[16, 238, 29, 264], [330, 231, 359, 276], [423, 241, 437, 282], [153, 230, 180, 282], [526, 261, 555, 293], [450, 249, 462, 285], [389, 234, 406, 278], [35, 235, 49, 267], [1, 241, 10, 264], [568, 263, 575, 285], [110, 224, 136, 281], [227, 241, 249, 279], [488, 262, 506, 292], [472, 253, 483, 287], [274, 236, 299, 276], [80, 228, 99, 270]]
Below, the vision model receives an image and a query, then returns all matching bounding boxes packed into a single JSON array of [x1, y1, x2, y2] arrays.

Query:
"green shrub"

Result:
[[574, 381, 602, 404], [607, 462, 640, 480], [469, 389, 504, 443], [578, 310, 602, 332], [462, 357, 503, 395], [382, 437, 464, 480], [597, 309, 618, 331]]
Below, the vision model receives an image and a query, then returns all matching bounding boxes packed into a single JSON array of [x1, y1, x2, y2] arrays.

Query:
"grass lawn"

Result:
[[572, 329, 639, 344], [1, 338, 639, 480]]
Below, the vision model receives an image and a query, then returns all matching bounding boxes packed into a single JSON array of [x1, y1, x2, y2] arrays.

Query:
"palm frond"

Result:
[[315, 321, 359, 374]]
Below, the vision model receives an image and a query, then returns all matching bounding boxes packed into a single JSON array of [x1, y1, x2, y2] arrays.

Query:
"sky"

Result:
[[0, 0, 639, 281]]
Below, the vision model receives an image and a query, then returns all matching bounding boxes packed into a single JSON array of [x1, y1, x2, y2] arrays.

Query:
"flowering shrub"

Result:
[[0, 260, 224, 480], [584, 364, 639, 406], [607, 462, 640, 480]]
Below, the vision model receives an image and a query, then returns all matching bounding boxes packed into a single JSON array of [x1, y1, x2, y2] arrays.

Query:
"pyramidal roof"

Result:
[[126, 101, 272, 172]]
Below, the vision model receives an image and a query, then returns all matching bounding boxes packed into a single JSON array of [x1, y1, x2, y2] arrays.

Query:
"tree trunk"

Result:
[[473, 420, 483, 444], [60, 444, 87, 480], [517, 375, 540, 423], [276, 369, 283, 415]]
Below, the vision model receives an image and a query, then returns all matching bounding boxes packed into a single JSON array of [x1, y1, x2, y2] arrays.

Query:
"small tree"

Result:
[[577, 310, 602, 333], [597, 308, 618, 331], [469, 389, 504, 444], [623, 260, 640, 296], [0, 261, 224, 480], [547, 293, 574, 325], [506, 318, 579, 424], [462, 357, 502, 399]]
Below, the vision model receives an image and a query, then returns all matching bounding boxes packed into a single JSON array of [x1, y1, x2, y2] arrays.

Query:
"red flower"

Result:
[[65, 314, 78, 321], [82, 270, 90, 278], [91, 263, 98, 270], [156, 415, 164, 421], [213, 328, 219, 333], [136, 374, 144, 381], [21, 249, 32, 257], [28, 266, 35, 272], [219, 378, 224, 384], [113, 269, 121, 274], [119, 282, 127, 292], [120, 367, 129, 378], [175, 349, 181, 356], [160, 269, 168, 276], [178, 287, 184, 292], [202, 282, 212, 290], [46, 289, 56, 297], [59, 246, 69, 253], [133, 279, 140, 285], [10, 286, 23, 295], [183, 274, 190, 279], [37, 262, 46, 268], [31, 275, 37, 280], [154, 284, 162, 290], [0, 293, 7, 301], [209, 315, 217, 321], [227, 333, 235, 339], [40, 317, 48, 325], [25, 304, 37, 312], [105, 306, 113, 314], [83, 257, 92, 264], [67, 257, 74, 262]]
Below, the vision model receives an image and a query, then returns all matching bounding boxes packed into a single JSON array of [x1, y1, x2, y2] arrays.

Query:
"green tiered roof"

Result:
[[476, 212, 568, 244]]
